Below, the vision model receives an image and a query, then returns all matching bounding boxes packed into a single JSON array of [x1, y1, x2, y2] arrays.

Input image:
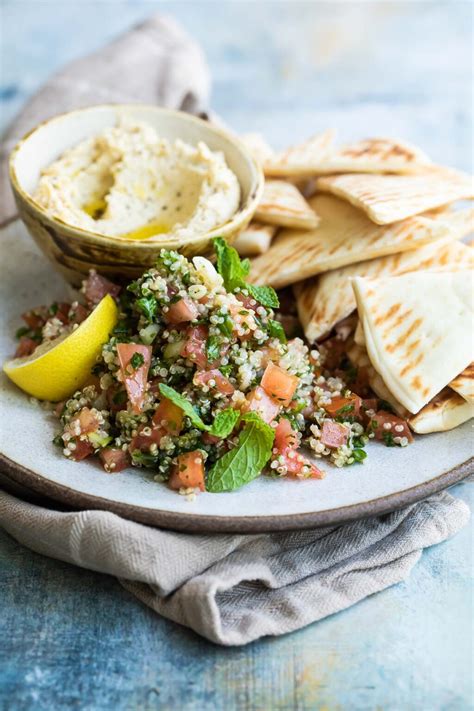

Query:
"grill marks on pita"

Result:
[[263, 134, 432, 176], [316, 171, 474, 224], [352, 271, 474, 414], [249, 194, 451, 288]]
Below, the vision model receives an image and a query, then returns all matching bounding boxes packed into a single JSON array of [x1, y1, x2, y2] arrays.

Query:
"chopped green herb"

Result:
[[352, 448, 367, 462], [206, 335, 222, 363], [15, 326, 30, 339], [336, 403, 354, 416], [52, 434, 63, 447], [48, 302, 59, 316], [130, 352, 145, 369], [268, 319, 287, 343], [382, 431, 396, 447], [136, 295, 157, 322], [131, 450, 160, 468]]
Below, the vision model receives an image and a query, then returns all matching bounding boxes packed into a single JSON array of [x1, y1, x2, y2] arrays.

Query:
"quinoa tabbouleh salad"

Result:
[[9, 238, 414, 497]]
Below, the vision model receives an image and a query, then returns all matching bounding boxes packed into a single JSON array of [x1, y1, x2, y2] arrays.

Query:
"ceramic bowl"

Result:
[[9, 105, 264, 287]]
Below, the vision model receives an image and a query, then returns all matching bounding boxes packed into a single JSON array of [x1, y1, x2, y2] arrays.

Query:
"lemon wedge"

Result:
[[3, 294, 118, 401]]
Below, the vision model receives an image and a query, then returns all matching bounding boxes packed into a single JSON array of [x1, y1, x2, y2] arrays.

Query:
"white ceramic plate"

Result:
[[1, 222, 472, 531]]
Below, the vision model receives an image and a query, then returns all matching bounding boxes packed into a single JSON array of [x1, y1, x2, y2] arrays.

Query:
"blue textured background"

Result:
[[1, 2, 473, 709]]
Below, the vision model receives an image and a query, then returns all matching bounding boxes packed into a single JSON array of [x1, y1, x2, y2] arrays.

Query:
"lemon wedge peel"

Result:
[[3, 294, 118, 401]]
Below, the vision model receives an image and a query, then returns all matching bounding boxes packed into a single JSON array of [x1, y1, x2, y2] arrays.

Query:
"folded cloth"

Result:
[[0, 489, 469, 645], [0, 13, 210, 223]]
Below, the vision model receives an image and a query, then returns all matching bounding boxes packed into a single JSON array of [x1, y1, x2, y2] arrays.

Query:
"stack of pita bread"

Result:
[[234, 130, 474, 434]]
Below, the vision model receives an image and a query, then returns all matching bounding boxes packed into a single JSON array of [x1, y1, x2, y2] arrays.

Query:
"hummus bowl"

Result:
[[9, 105, 264, 286]]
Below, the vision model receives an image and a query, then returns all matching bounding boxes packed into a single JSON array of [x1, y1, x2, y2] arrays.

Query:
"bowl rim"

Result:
[[9, 103, 264, 249]]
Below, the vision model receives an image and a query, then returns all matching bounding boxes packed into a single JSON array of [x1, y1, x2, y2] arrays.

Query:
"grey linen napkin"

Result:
[[0, 13, 471, 646], [0, 489, 469, 646], [0, 13, 210, 223]]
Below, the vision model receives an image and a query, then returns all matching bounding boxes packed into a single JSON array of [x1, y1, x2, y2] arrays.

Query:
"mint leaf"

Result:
[[213, 237, 279, 309], [206, 335, 221, 363], [206, 412, 275, 492], [208, 408, 240, 438], [213, 237, 247, 291], [246, 284, 279, 308], [158, 384, 207, 430], [268, 319, 287, 343], [241, 258, 251, 277], [159, 385, 239, 438]]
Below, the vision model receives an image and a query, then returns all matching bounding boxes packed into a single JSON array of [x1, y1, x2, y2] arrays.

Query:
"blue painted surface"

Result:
[[0, 1, 473, 709]]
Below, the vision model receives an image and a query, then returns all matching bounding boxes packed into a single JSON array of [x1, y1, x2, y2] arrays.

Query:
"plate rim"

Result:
[[1, 452, 472, 533]]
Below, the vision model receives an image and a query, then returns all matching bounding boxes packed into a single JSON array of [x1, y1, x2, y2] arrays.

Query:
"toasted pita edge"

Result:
[[254, 182, 320, 230], [233, 222, 276, 257], [408, 389, 474, 434], [449, 363, 474, 404]]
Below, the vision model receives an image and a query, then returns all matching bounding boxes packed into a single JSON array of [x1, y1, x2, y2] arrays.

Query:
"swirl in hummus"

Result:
[[34, 120, 241, 240]]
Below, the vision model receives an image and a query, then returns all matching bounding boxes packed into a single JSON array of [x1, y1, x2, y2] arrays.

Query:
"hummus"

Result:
[[34, 120, 241, 240]]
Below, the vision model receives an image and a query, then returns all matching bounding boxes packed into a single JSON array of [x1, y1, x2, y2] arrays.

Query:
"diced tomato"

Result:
[[77, 407, 101, 434], [54, 302, 72, 324], [320, 420, 349, 448], [69, 439, 94, 461], [100, 447, 130, 473], [130, 423, 165, 452], [261, 362, 299, 406], [370, 411, 414, 444], [21, 306, 48, 330], [236, 293, 257, 311], [323, 394, 362, 419], [273, 419, 324, 479], [116, 343, 152, 413], [15, 337, 38, 357], [168, 450, 205, 491], [274, 417, 299, 450], [165, 297, 199, 324], [244, 386, 281, 423], [180, 325, 208, 369], [69, 303, 89, 325], [193, 369, 235, 395], [83, 270, 121, 306], [152, 398, 184, 435]]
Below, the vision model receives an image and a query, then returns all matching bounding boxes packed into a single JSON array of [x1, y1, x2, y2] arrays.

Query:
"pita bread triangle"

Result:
[[352, 271, 474, 413], [233, 222, 276, 257], [249, 194, 452, 289], [264, 130, 335, 177], [295, 214, 474, 342], [266, 136, 432, 177], [317, 170, 474, 224], [348, 341, 474, 432], [254, 180, 319, 229]]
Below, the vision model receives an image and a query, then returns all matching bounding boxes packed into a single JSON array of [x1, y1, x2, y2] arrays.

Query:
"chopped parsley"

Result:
[[130, 352, 145, 370]]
